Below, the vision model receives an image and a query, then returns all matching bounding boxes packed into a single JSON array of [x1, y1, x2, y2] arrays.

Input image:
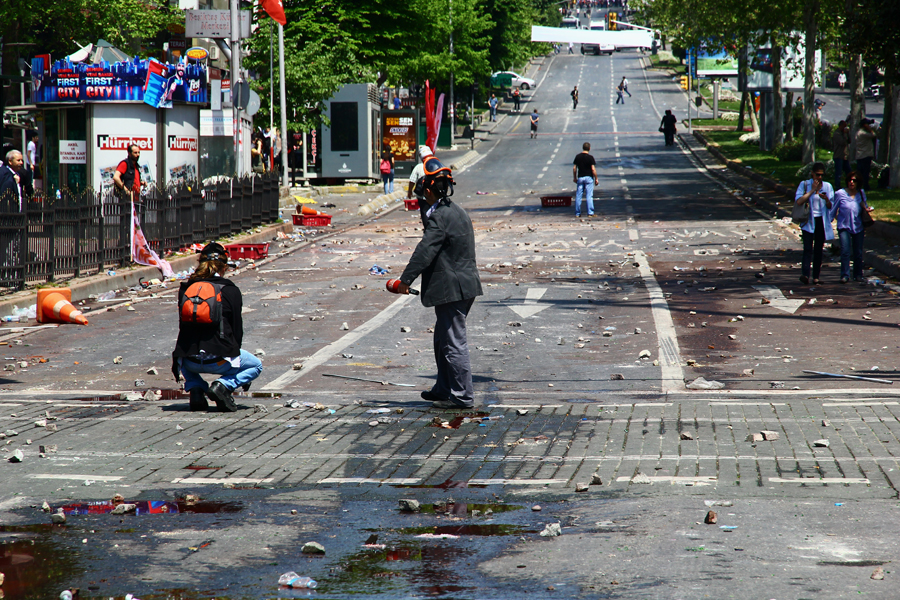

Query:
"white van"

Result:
[[562, 17, 579, 28], [589, 20, 606, 30]]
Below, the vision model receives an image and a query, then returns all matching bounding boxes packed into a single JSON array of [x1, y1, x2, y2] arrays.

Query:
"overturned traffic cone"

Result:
[[300, 205, 324, 216], [36, 288, 88, 325]]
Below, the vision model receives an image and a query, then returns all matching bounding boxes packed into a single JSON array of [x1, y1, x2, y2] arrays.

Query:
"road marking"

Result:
[[711, 402, 787, 406], [616, 476, 717, 485], [546, 159, 553, 165], [628, 229, 639, 241], [29, 474, 123, 481], [768, 478, 870, 484], [537, 173, 544, 179], [170, 477, 274, 485], [822, 402, 899, 406], [489, 404, 564, 408], [468, 479, 568, 485], [633, 250, 684, 392], [509, 287, 550, 318], [542, 166, 549, 172], [503, 209, 514, 216], [318, 478, 422, 485], [262, 294, 416, 390], [514, 197, 525, 205], [752, 285, 805, 314]]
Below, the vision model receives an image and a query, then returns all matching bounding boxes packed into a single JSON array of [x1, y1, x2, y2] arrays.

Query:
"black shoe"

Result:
[[432, 400, 471, 410], [189, 388, 209, 412], [840, 277, 849, 284], [241, 383, 251, 392], [207, 381, 237, 412], [421, 390, 450, 402], [799, 275, 809, 284]]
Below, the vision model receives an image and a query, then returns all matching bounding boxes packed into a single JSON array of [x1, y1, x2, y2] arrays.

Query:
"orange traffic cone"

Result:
[[36, 288, 88, 325], [300, 205, 322, 216]]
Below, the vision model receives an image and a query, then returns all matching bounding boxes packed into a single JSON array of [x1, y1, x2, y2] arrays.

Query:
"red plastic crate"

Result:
[[404, 198, 420, 211], [224, 243, 269, 260], [293, 214, 332, 227], [540, 196, 572, 207]]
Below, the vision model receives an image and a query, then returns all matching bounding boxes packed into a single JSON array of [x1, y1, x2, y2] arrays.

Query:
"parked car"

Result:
[[581, 43, 615, 55], [490, 71, 536, 90], [562, 17, 579, 28]]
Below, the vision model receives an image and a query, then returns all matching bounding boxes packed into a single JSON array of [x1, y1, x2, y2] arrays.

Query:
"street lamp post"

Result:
[[449, 0, 455, 149]]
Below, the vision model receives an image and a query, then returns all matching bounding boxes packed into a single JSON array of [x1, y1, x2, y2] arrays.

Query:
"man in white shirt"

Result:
[[26, 132, 38, 171]]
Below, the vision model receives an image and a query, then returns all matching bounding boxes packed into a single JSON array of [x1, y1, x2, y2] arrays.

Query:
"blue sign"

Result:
[[31, 55, 207, 105]]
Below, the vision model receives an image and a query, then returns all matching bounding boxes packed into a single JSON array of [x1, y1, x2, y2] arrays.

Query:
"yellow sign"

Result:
[[186, 47, 209, 61]]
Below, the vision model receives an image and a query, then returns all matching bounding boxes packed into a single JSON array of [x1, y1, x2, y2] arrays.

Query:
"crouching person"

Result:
[[172, 243, 262, 411]]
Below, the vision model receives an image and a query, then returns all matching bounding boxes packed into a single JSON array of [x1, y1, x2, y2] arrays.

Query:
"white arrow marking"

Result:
[[509, 287, 550, 318], [752, 285, 805, 314]]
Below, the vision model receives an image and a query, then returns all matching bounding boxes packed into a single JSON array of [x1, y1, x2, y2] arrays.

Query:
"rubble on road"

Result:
[[539, 523, 562, 537], [686, 377, 724, 390]]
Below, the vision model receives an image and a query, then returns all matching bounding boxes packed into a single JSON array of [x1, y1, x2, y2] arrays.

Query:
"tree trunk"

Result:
[[801, 0, 819, 164], [890, 84, 900, 188], [737, 91, 747, 131], [773, 41, 783, 147], [878, 80, 892, 164], [784, 91, 795, 142], [849, 54, 865, 163]]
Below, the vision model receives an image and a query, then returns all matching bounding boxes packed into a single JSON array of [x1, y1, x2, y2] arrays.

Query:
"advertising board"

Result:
[[91, 104, 158, 196], [165, 105, 200, 186]]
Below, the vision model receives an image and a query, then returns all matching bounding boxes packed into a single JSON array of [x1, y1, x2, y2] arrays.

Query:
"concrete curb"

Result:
[[450, 150, 480, 171], [0, 221, 293, 319], [685, 131, 900, 283], [356, 190, 407, 217]]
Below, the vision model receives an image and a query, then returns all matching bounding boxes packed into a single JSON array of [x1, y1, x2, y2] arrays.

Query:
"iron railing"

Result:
[[0, 172, 280, 293]]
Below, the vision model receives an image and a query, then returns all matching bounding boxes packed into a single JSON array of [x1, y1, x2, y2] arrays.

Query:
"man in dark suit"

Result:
[[396, 157, 483, 409], [0, 150, 25, 212]]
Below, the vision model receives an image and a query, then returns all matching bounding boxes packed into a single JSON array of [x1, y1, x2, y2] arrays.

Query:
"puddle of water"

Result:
[[428, 412, 490, 429], [58, 499, 242, 516], [183, 465, 221, 471], [0, 528, 83, 599], [397, 524, 537, 537], [419, 502, 523, 515]]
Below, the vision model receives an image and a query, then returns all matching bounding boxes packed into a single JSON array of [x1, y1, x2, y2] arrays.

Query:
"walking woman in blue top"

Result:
[[833, 171, 873, 283], [794, 162, 835, 284]]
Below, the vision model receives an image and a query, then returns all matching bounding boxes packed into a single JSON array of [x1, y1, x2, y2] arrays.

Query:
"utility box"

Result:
[[320, 83, 381, 180]]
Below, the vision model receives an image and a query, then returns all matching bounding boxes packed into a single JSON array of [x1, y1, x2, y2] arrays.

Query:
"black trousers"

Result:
[[801, 216, 826, 280]]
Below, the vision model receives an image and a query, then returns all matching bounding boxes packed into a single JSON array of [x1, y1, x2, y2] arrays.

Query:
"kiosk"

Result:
[[319, 83, 381, 181]]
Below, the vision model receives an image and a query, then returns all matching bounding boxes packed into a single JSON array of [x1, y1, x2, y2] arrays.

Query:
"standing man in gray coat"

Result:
[[396, 157, 483, 409]]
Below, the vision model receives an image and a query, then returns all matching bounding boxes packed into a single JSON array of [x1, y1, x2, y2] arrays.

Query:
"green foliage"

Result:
[[774, 138, 803, 161]]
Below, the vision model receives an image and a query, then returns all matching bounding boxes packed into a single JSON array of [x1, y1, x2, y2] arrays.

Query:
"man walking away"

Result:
[[660, 110, 678, 146], [571, 86, 579, 110], [572, 142, 598, 218], [832, 120, 850, 190], [396, 157, 483, 409], [530, 109, 539, 139], [620, 77, 632, 97]]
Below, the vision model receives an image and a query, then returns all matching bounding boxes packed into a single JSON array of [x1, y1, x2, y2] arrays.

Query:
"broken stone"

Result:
[[728, 335, 737, 340], [609, 373, 625, 381], [686, 359, 697, 366], [184, 494, 199, 506], [34, 419, 47, 427], [575, 482, 589, 492], [821, 419, 831, 427], [705, 510, 718, 524], [142, 390, 161, 401], [301, 542, 326, 554], [680, 431, 694, 440], [704, 500, 734, 507], [146, 367, 158, 375], [602, 331, 612, 337], [532, 505, 542, 511], [746, 433, 764, 442], [632, 473, 652, 484], [400, 326, 412, 333], [254, 349, 266, 357], [51, 512, 66, 524], [590, 473, 603, 485], [761, 430, 779, 441], [342, 353, 353, 359], [340, 322, 349, 330], [121, 392, 143, 402], [292, 363, 303, 370], [399, 499, 421, 512], [113, 356, 123, 364], [634, 328, 642, 334], [686, 377, 724, 390], [110, 504, 136, 515], [638, 349, 651, 359], [134, 379, 145, 387], [516, 409, 529, 416], [8, 449, 23, 463], [5, 430, 18, 437], [368, 420, 379, 427], [539, 522, 562, 537], [813, 439, 830, 448], [39, 444, 57, 454], [769, 381, 785, 389], [871, 566, 885, 580], [41, 501, 51, 512], [253, 404, 268, 413], [742, 369, 754, 376]]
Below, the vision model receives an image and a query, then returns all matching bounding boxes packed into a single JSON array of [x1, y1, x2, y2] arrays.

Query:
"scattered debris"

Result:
[[821, 419, 831, 427], [253, 404, 268, 413], [871, 567, 885, 580], [742, 368, 754, 376], [532, 505, 542, 511], [575, 482, 589, 492], [113, 356, 123, 364], [254, 349, 266, 357], [42, 501, 51, 512], [590, 473, 603, 485], [705, 511, 718, 524], [400, 326, 412, 333], [761, 430, 779, 441], [8, 449, 24, 463], [704, 500, 734, 507], [539, 523, 562, 537], [813, 439, 830, 448], [368, 421, 379, 427], [146, 367, 158, 375], [292, 363, 303, 370], [680, 431, 694, 440], [301, 542, 326, 555], [516, 409, 529, 416], [51, 510, 66, 524], [638, 349, 652, 359], [110, 504, 136, 515], [134, 379, 145, 387], [398, 499, 421, 512], [686, 377, 724, 390], [634, 328, 642, 334], [340, 322, 349, 330], [632, 473, 652, 484], [770, 381, 785, 389]]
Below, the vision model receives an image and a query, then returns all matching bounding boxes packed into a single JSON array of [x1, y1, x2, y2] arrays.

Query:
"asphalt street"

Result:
[[2, 51, 900, 600]]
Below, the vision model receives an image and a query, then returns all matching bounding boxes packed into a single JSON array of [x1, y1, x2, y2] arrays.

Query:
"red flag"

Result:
[[425, 81, 436, 150], [261, 0, 286, 25]]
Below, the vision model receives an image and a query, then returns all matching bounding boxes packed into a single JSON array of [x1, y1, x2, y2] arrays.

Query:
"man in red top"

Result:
[[112, 144, 142, 201]]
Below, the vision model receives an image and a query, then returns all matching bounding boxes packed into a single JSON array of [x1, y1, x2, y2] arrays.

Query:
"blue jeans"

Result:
[[181, 349, 263, 393], [382, 171, 394, 195], [490, 105, 497, 121], [838, 228, 865, 280], [574, 177, 594, 216]]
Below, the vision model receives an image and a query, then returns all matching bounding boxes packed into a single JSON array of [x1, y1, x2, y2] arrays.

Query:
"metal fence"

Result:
[[0, 172, 280, 294]]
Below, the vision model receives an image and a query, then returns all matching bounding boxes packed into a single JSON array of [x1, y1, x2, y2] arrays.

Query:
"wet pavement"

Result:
[[3, 51, 900, 599]]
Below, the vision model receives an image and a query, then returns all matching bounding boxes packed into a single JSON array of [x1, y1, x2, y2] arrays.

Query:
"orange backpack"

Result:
[[179, 281, 226, 331]]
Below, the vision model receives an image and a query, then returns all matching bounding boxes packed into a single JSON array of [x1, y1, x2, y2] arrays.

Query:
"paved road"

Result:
[[2, 52, 899, 599]]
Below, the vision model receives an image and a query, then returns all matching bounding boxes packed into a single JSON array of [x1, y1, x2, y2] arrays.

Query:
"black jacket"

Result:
[[400, 198, 483, 307], [172, 276, 243, 359], [0, 166, 21, 212]]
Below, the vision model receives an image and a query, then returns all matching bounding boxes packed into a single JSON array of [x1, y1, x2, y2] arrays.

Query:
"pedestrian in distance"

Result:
[[380, 146, 394, 195], [112, 143, 143, 202], [660, 110, 677, 146], [794, 162, 835, 285], [568, 42, 574, 54], [489, 94, 498, 122], [837, 71, 847, 91], [172, 243, 263, 412], [571, 85, 579, 110], [620, 76, 632, 97], [855, 118, 878, 191], [0, 149, 24, 212], [512, 87, 521, 112], [615, 80, 625, 104], [395, 157, 483, 410], [834, 171, 873, 283], [832, 120, 850, 191], [572, 142, 599, 218], [530, 108, 539, 138]]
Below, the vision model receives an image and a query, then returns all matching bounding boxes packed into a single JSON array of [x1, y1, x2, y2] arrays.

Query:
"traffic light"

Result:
[[680, 76, 689, 90]]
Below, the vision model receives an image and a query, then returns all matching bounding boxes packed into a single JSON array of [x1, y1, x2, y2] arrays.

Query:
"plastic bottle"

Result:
[[277, 572, 318, 589]]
